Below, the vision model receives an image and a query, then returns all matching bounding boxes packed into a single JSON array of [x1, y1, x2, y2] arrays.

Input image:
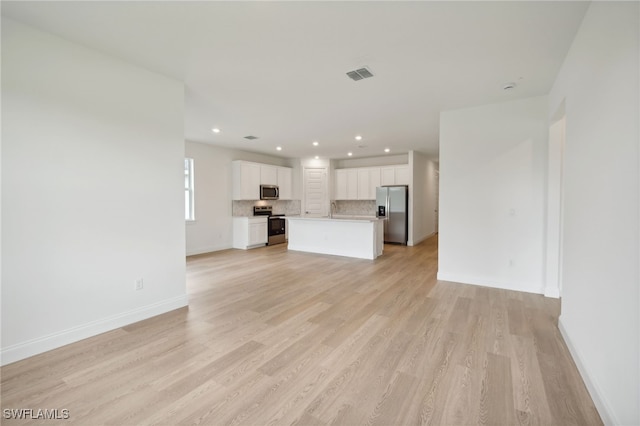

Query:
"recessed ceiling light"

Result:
[[355, 135, 362, 141], [312, 141, 319, 146], [212, 128, 221, 133], [384, 148, 390, 153], [347, 152, 353, 156], [276, 146, 282, 151], [314, 155, 319, 159]]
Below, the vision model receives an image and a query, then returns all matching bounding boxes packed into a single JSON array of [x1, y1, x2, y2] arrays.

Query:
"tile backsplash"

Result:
[[232, 200, 375, 217], [333, 200, 376, 216], [232, 200, 302, 217]]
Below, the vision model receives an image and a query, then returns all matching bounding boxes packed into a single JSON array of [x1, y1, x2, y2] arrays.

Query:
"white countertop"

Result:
[[287, 215, 382, 223]]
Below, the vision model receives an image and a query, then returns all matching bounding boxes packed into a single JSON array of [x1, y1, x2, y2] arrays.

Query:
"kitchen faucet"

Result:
[[330, 201, 337, 218]]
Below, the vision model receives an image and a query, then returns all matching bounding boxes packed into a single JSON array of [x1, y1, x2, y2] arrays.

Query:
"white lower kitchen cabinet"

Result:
[[287, 216, 384, 260], [232, 217, 268, 249]]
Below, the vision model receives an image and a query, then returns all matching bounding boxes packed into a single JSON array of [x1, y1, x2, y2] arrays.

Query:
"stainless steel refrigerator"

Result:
[[376, 185, 408, 244]]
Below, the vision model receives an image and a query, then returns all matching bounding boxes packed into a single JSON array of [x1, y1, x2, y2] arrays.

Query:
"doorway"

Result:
[[545, 102, 566, 298], [303, 168, 327, 216]]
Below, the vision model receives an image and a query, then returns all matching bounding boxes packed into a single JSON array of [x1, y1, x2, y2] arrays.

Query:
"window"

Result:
[[185, 158, 194, 221]]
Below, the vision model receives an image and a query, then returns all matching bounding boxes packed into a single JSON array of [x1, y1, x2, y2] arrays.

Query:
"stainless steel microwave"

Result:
[[260, 184, 279, 200]]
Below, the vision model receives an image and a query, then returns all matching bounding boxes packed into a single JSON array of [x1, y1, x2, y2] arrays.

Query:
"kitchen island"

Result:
[[286, 215, 384, 260]]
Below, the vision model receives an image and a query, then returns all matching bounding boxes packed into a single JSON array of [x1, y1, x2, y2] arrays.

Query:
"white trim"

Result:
[[543, 286, 560, 299], [186, 244, 232, 256], [436, 272, 543, 295], [0, 295, 189, 366], [185, 157, 195, 221], [558, 318, 616, 426], [544, 109, 566, 300], [409, 231, 435, 247]]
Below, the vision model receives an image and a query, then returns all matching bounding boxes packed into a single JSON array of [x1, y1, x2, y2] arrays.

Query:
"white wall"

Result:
[[548, 3, 639, 424], [333, 154, 408, 169], [1, 19, 187, 364], [184, 141, 292, 255], [438, 96, 548, 294]]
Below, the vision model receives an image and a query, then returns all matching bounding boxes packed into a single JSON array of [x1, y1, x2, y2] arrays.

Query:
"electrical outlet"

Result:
[[135, 278, 144, 291]]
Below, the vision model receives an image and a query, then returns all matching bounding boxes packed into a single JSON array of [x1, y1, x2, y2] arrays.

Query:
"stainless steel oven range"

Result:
[[253, 206, 286, 245]]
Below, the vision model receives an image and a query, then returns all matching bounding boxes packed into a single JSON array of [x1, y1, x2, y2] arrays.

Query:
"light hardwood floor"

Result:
[[1, 236, 602, 425]]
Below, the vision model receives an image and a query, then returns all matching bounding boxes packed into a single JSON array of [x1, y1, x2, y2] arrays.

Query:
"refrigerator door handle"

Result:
[[386, 194, 390, 220], [386, 193, 389, 219]]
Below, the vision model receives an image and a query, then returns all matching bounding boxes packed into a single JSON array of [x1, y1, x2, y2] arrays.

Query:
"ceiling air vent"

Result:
[[244, 135, 259, 140], [346, 67, 374, 81]]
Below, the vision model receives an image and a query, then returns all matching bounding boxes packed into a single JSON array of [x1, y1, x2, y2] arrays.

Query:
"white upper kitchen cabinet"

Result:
[[346, 169, 358, 199], [395, 166, 410, 185], [277, 167, 293, 200], [357, 169, 370, 200], [233, 160, 293, 200], [335, 167, 380, 200], [381, 165, 410, 186], [335, 164, 408, 200], [357, 168, 381, 200], [369, 168, 381, 197], [335, 169, 358, 200], [260, 165, 278, 185], [335, 169, 348, 200], [232, 161, 260, 200], [380, 167, 396, 186]]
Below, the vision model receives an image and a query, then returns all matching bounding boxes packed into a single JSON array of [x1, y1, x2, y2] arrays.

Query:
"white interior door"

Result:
[[304, 168, 327, 216]]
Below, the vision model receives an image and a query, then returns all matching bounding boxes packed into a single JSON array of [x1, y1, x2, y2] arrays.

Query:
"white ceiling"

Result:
[[2, 1, 589, 160]]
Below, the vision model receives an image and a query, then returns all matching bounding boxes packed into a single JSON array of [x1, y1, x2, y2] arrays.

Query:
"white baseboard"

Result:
[[558, 318, 616, 426], [186, 244, 232, 256], [436, 272, 544, 295], [544, 286, 561, 298], [408, 232, 435, 247], [1, 295, 189, 366]]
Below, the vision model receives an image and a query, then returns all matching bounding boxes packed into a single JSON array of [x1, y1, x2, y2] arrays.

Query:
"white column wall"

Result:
[[548, 2, 639, 424], [1, 19, 187, 364], [438, 96, 548, 294]]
